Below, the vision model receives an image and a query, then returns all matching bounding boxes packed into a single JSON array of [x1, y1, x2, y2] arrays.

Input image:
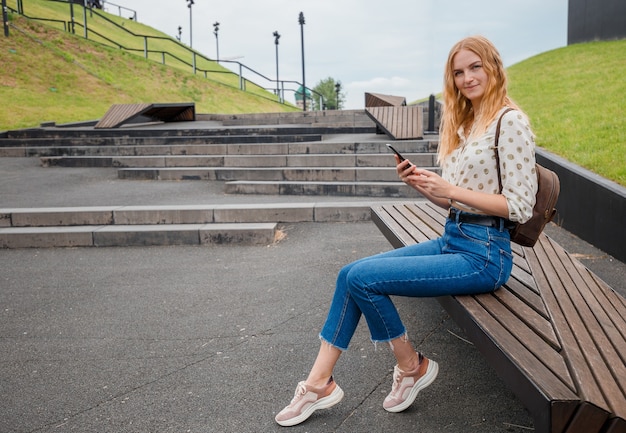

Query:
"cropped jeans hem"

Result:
[[319, 328, 407, 352]]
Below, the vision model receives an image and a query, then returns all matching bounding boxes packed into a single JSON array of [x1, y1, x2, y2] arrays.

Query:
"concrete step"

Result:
[[2, 137, 439, 158], [0, 133, 323, 153], [201, 109, 375, 126], [0, 203, 380, 226], [0, 202, 400, 248], [116, 166, 441, 182], [2, 125, 374, 140], [224, 181, 421, 198], [0, 223, 279, 248], [40, 153, 438, 168]]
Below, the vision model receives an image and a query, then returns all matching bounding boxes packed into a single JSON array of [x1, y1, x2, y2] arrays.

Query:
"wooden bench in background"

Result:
[[365, 105, 424, 140], [364, 92, 423, 140], [371, 201, 626, 433], [95, 102, 195, 129]]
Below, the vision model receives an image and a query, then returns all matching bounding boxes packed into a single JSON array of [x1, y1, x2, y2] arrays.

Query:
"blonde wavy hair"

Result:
[[438, 35, 520, 164]]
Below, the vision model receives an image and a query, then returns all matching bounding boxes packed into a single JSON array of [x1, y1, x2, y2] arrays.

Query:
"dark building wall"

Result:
[[568, 0, 626, 44]]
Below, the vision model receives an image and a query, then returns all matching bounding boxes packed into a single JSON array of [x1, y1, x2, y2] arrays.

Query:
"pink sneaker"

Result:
[[275, 376, 344, 427], [383, 353, 438, 413]]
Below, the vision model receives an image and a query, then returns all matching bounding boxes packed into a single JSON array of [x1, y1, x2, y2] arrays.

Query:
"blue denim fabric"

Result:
[[319, 210, 513, 351]]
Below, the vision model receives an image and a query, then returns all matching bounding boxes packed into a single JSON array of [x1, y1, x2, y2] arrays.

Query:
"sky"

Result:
[[103, 0, 569, 109]]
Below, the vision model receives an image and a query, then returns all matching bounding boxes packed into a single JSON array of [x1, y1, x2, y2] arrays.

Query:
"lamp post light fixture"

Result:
[[213, 21, 220, 62], [186, 0, 194, 48], [273, 31, 280, 97], [335, 81, 342, 110], [298, 12, 306, 111]]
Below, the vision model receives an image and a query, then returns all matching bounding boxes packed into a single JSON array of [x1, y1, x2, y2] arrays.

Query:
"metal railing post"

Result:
[[143, 36, 147, 59], [239, 63, 243, 90], [280, 81, 285, 104], [82, 1, 88, 39], [69, 0, 75, 34], [2, 0, 8, 37]]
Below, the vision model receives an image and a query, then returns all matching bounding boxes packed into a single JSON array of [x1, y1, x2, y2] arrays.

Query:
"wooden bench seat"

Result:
[[370, 201, 626, 433]]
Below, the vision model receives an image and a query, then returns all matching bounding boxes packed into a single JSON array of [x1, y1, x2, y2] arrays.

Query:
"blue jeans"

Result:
[[319, 211, 513, 350]]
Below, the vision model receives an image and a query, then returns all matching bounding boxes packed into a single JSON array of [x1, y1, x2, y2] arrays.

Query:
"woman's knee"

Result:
[[344, 263, 372, 298]]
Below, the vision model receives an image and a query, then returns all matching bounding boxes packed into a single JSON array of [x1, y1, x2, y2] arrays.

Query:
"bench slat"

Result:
[[504, 277, 549, 319], [583, 266, 626, 364], [403, 203, 447, 236], [528, 238, 613, 430], [371, 205, 423, 248], [387, 204, 438, 242], [474, 294, 573, 388], [568, 247, 626, 381], [491, 286, 560, 350], [543, 237, 626, 419]]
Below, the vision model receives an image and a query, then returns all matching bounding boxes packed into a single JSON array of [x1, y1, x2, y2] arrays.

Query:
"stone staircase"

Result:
[[0, 110, 439, 248]]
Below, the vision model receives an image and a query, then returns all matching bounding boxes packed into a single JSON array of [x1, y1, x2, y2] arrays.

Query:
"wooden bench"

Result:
[[371, 201, 626, 433], [95, 103, 195, 128], [365, 105, 424, 140], [363, 92, 423, 140]]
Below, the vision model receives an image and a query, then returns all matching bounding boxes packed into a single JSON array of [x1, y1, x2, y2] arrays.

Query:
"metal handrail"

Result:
[[14, 0, 322, 109]]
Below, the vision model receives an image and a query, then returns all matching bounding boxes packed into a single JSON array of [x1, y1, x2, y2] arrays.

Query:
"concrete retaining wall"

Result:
[[536, 148, 626, 262]]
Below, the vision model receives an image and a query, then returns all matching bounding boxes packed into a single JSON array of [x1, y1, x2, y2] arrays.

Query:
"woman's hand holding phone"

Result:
[[386, 144, 415, 178]]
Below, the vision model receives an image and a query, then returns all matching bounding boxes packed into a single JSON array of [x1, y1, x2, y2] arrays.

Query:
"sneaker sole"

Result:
[[275, 385, 345, 427], [384, 359, 439, 413]]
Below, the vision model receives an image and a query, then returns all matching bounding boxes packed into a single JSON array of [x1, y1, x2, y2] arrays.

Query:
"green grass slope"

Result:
[[0, 9, 296, 130], [508, 39, 625, 186], [7, 0, 272, 97]]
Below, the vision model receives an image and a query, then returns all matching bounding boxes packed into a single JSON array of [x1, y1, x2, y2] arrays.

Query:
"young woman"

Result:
[[275, 35, 538, 427]]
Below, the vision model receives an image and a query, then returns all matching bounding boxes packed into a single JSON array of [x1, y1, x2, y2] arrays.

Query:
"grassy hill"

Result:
[[507, 40, 625, 186], [0, 2, 296, 130], [0, 1, 624, 186]]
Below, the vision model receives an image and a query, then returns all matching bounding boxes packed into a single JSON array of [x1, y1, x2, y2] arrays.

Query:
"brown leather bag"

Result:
[[494, 109, 560, 247]]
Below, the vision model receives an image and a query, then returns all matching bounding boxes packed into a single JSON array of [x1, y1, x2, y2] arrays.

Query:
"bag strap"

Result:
[[493, 108, 515, 193]]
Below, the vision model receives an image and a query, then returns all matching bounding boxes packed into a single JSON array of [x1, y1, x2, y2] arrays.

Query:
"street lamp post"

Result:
[[273, 31, 280, 98], [213, 21, 220, 62], [186, 0, 194, 48], [298, 12, 306, 111]]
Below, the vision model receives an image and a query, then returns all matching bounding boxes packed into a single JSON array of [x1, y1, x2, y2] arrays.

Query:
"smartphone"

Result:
[[385, 143, 406, 162]]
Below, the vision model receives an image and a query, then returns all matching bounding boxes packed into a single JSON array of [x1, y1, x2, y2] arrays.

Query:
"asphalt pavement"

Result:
[[1, 155, 624, 433]]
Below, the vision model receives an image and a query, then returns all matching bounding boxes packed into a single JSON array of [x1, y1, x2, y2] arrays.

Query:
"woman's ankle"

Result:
[[389, 337, 420, 372], [305, 375, 333, 389]]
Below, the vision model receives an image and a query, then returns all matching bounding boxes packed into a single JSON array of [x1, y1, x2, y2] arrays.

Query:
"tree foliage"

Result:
[[312, 77, 345, 110]]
